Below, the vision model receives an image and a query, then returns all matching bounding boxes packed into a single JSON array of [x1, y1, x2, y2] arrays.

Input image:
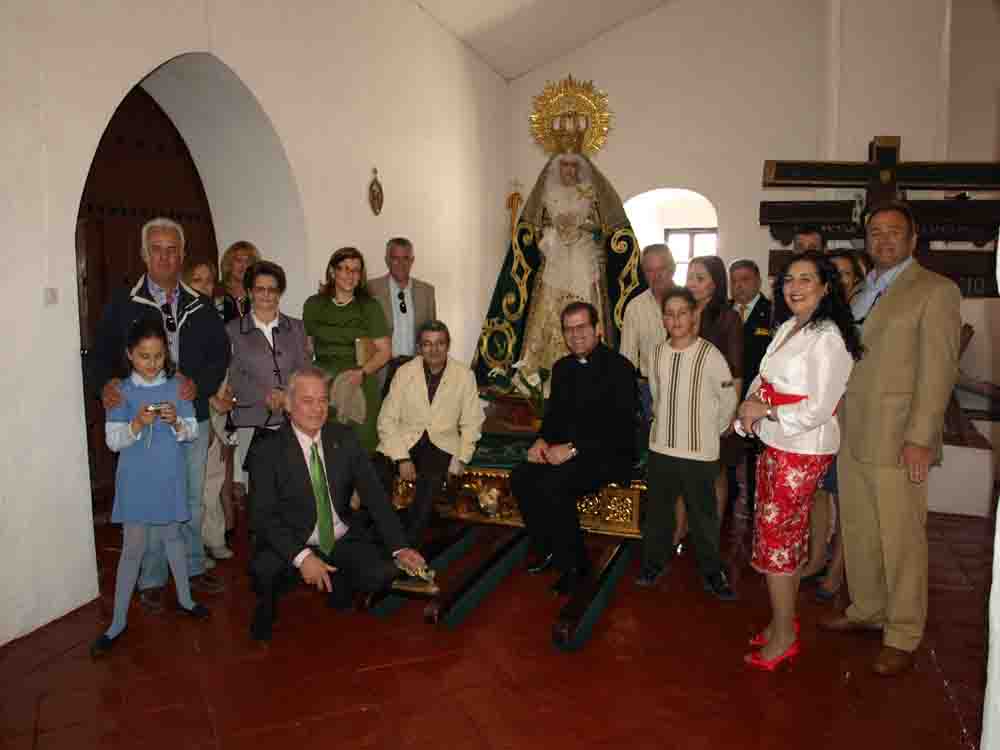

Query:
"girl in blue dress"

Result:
[[90, 318, 210, 658]]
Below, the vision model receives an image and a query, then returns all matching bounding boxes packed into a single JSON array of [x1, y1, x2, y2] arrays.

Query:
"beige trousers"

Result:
[[838, 446, 929, 652], [201, 425, 228, 552]]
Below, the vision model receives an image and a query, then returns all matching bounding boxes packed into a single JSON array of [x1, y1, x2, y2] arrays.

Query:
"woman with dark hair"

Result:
[[736, 251, 862, 670], [303, 247, 391, 452], [827, 250, 865, 303], [228, 260, 311, 476], [682, 255, 743, 547], [803, 249, 865, 601]]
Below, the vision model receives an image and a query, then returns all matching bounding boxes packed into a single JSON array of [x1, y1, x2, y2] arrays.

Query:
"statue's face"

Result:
[[558, 159, 579, 186]]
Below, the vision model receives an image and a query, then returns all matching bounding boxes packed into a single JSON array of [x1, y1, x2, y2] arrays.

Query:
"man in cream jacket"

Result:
[[376, 320, 484, 544]]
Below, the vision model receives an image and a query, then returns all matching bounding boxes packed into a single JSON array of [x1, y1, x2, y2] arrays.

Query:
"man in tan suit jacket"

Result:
[[368, 237, 437, 395], [376, 320, 484, 544], [824, 201, 962, 676]]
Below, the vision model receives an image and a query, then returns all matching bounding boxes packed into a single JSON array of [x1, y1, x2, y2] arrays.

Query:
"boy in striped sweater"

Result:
[[638, 288, 739, 600]]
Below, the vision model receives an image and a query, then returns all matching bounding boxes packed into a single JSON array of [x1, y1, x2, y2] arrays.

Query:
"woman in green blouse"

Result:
[[303, 247, 391, 452]]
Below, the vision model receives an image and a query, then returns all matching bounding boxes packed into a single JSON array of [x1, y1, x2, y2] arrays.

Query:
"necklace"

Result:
[[332, 295, 354, 307]]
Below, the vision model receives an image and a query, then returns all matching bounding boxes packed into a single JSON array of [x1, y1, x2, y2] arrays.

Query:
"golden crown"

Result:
[[530, 75, 612, 156], [551, 112, 590, 154]]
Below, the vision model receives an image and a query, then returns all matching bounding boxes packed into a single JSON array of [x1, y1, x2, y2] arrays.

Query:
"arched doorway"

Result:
[[76, 86, 220, 516], [76, 53, 308, 516], [624, 188, 719, 285]]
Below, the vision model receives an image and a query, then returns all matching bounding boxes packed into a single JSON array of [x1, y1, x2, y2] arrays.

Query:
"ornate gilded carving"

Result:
[[530, 76, 612, 157], [437, 467, 642, 538], [502, 222, 535, 321], [478, 319, 518, 372], [610, 227, 642, 330]]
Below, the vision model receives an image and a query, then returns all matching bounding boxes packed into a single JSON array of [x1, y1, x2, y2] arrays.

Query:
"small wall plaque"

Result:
[[368, 167, 384, 216]]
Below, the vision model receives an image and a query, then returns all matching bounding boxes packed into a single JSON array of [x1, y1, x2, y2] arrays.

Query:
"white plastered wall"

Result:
[[0, 0, 508, 646]]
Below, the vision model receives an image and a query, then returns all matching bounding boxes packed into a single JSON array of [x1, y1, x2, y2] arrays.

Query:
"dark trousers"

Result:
[[251, 528, 398, 625], [641, 452, 722, 579], [637, 379, 653, 463], [510, 458, 615, 572], [375, 435, 451, 546]]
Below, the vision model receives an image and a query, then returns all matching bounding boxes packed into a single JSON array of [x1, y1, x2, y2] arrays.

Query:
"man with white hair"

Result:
[[620, 243, 676, 440], [91, 217, 230, 608], [249, 366, 426, 641]]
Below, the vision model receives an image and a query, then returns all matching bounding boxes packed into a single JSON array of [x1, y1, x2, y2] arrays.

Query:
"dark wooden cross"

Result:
[[760, 136, 1000, 297]]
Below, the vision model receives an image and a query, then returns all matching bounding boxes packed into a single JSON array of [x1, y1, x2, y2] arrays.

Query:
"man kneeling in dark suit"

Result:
[[248, 365, 426, 641]]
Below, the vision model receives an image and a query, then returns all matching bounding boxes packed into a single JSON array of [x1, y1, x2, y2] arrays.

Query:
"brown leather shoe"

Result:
[[138, 588, 164, 614], [873, 646, 915, 676], [190, 573, 226, 594], [819, 613, 882, 633]]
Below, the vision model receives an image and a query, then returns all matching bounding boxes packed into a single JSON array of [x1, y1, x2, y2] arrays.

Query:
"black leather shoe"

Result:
[[635, 563, 669, 588], [179, 603, 210, 619], [250, 605, 274, 642], [89, 630, 122, 659], [527, 552, 554, 575], [704, 570, 738, 602], [551, 565, 590, 596]]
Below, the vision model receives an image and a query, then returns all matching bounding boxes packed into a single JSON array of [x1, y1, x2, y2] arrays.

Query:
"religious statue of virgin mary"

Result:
[[474, 76, 645, 383]]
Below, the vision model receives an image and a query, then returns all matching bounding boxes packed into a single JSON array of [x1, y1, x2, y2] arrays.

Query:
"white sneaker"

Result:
[[208, 546, 234, 560]]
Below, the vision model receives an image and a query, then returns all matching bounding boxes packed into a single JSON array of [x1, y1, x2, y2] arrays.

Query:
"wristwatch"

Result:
[[766, 406, 777, 422]]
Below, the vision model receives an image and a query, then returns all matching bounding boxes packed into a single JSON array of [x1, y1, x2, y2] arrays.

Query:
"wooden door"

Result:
[[77, 86, 219, 519]]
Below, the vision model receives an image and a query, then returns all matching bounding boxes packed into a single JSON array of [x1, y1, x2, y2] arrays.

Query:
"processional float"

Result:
[[368, 76, 650, 650]]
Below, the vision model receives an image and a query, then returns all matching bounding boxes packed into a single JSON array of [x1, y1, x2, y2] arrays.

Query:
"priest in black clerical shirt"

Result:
[[511, 301, 638, 595]]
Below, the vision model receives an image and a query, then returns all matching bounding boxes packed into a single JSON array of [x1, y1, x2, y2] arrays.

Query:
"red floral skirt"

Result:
[[751, 445, 834, 575]]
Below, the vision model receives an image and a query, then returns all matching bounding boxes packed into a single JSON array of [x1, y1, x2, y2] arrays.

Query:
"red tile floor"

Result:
[[1, 511, 991, 750]]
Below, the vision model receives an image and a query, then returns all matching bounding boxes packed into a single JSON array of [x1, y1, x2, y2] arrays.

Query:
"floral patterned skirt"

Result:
[[751, 446, 833, 575]]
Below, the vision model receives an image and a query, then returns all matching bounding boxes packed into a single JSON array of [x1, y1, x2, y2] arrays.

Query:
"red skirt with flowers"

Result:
[[751, 446, 833, 575]]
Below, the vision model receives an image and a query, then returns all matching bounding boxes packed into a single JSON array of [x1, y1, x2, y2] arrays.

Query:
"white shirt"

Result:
[[291, 423, 349, 567], [251, 312, 279, 348], [620, 288, 666, 378], [389, 276, 415, 357], [746, 319, 854, 455]]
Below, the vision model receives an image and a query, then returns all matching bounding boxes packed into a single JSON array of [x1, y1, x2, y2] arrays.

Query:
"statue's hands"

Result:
[[398, 460, 417, 482]]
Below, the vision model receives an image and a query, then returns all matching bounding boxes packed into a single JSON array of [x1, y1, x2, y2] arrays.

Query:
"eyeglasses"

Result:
[[397, 290, 407, 314], [160, 304, 177, 333], [253, 285, 280, 296]]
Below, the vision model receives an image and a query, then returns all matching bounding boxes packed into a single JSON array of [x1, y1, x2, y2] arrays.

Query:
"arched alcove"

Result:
[[140, 53, 309, 313], [624, 188, 719, 284]]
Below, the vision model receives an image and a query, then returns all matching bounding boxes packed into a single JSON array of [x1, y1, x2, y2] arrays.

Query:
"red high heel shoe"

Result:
[[744, 639, 801, 672], [749, 618, 800, 647]]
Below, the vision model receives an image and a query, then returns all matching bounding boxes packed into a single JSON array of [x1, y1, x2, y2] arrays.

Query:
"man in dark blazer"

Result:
[[729, 259, 773, 518], [92, 217, 230, 605], [248, 366, 426, 641], [511, 302, 638, 596]]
